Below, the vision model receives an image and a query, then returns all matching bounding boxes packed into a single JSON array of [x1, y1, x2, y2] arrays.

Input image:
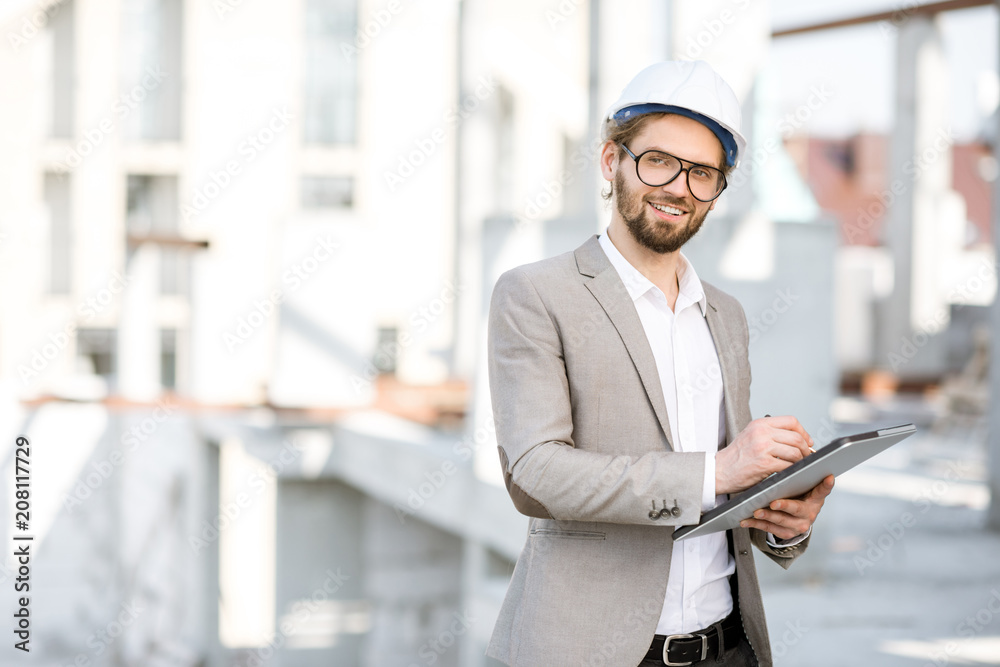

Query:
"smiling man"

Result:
[[486, 61, 835, 667]]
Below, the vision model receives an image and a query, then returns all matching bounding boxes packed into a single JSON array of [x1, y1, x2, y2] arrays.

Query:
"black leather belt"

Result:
[[645, 609, 743, 666]]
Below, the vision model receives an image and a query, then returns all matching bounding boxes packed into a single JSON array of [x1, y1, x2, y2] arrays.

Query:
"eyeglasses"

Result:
[[620, 144, 728, 202]]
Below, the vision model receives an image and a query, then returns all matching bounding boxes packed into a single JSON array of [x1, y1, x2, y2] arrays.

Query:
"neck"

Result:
[[606, 217, 681, 306]]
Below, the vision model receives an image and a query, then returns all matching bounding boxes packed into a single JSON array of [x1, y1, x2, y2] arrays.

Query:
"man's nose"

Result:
[[659, 170, 691, 199]]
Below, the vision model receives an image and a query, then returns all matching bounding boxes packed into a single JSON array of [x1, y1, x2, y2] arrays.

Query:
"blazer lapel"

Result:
[[575, 236, 675, 450], [703, 295, 741, 449]]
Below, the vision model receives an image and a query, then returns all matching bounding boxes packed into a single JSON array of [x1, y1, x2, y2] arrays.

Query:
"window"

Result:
[[126, 175, 188, 295], [120, 0, 182, 141], [48, 0, 75, 139], [304, 0, 358, 144], [373, 326, 398, 374], [76, 329, 117, 380], [44, 172, 71, 294], [160, 328, 176, 390], [302, 176, 353, 209]]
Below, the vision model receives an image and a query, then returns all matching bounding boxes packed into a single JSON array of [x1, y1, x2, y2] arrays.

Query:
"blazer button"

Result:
[[649, 509, 660, 520], [660, 499, 681, 518], [740, 550, 748, 555]]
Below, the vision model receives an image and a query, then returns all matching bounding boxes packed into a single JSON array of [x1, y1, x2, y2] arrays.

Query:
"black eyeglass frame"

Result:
[[620, 144, 728, 202]]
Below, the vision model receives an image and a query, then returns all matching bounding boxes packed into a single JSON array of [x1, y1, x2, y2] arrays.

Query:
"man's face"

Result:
[[610, 114, 724, 254]]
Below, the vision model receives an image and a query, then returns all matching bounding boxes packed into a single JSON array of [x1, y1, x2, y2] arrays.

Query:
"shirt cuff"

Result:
[[765, 526, 812, 547], [702, 452, 717, 512]]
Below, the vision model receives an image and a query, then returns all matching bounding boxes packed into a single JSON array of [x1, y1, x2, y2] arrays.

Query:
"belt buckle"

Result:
[[662, 632, 708, 666]]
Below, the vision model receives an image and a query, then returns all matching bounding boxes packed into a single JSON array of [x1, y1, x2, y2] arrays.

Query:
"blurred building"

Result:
[[788, 133, 995, 387], [774, 6, 998, 394], [13, 0, 986, 665]]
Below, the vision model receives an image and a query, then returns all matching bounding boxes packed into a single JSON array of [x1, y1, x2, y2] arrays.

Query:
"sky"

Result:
[[769, 0, 997, 141]]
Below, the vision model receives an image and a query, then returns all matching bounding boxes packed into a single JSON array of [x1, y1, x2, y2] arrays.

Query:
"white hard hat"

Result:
[[604, 60, 746, 167]]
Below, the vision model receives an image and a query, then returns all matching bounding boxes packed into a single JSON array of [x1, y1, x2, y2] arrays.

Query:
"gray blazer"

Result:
[[485, 235, 809, 667]]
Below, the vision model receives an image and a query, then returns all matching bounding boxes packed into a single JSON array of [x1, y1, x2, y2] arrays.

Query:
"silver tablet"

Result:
[[672, 423, 917, 541]]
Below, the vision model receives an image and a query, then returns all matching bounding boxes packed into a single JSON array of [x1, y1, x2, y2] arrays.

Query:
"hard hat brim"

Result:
[[611, 103, 740, 167]]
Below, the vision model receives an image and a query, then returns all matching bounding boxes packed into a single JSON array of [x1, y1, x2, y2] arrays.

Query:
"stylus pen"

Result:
[[764, 414, 816, 453]]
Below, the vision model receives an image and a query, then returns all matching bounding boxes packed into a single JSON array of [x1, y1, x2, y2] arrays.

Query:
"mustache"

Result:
[[645, 194, 688, 209]]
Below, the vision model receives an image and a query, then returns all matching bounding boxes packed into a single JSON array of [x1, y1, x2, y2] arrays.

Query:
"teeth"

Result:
[[652, 202, 684, 216]]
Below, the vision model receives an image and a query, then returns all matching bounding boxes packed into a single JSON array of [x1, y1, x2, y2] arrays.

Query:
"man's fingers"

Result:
[[739, 514, 808, 540], [768, 427, 813, 458], [750, 508, 810, 534], [769, 498, 801, 515], [762, 415, 815, 448], [770, 477, 834, 512], [742, 475, 835, 538], [770, 442, 808, 464]]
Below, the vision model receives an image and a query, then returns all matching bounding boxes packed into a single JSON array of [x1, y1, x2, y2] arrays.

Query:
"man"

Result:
[[485, 61, 835, 667]]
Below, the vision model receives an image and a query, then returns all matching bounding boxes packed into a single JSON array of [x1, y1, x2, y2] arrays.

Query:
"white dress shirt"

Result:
[[598, 231, 809, 635], [599, 232, 735, 634]]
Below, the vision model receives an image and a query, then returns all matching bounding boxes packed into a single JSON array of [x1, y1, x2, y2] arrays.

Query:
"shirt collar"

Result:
[[598, 228, 708, 317]]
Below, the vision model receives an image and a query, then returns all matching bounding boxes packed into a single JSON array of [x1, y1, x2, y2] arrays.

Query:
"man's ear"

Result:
[[599, 140, 618, 183]]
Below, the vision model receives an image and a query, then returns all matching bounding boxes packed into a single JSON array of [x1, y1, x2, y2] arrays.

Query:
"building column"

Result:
[[987, 0, 1000, 532], [878, 14, 964, 378]]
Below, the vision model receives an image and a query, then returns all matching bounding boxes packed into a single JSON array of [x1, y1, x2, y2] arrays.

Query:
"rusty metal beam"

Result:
[[773, 0, 992, 38], [126, 234, 210, 249]]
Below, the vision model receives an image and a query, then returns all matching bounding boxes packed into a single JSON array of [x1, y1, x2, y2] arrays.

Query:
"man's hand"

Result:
[[740, 475, 835, 540], [716, 415, 814, 495]]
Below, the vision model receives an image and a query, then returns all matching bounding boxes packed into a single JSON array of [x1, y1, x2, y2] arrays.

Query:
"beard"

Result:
[[614, 168, 709, 254]]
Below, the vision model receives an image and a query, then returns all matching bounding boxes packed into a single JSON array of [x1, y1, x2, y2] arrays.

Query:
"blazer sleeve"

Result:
[[487, 267, 707, 526]]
